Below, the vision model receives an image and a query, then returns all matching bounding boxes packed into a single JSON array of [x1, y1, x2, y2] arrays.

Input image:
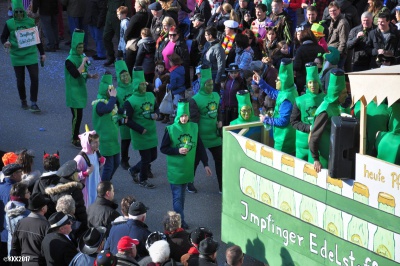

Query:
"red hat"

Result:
[[117, 236, 139, 251]]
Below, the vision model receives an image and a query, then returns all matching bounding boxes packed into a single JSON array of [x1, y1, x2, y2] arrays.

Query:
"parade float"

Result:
[[221, 66, 400, 265]]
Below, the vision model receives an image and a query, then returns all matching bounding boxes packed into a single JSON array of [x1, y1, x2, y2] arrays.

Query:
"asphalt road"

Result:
[[0, 2, 266, 265]]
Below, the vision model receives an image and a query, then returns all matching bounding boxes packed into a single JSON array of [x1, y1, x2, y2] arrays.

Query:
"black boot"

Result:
[[120, 157, 130, 170]]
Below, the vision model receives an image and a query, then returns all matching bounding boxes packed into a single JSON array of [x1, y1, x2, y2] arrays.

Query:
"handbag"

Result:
[[126, 38, 139, 52], [159, 90, 174, 114]]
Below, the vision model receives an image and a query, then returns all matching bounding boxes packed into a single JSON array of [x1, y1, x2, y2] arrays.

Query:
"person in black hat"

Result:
[[104, 201, 151, 258], [69, 226, 107, 265], [149, 2, 167, 40], [190, 13, 207, 66], [181, 227, 213, 265], [198, 237, 219, 265], [45, 160, 88, 239], [10, 193, 50, 264], [41, 211, 78, 266]]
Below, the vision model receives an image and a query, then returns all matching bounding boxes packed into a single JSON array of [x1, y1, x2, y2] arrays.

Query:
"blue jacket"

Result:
[[0, 178, 17, 242], [167, 66, 186, 95], [104, 219, 151, 259]]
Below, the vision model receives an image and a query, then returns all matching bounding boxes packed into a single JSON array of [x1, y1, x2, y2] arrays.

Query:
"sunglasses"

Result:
[[14, 10, 24, 14], [169, 33, 177, 37]]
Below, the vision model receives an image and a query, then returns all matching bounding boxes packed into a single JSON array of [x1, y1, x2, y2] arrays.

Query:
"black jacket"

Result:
[[41, 232, 78, 266], [135, 37, 156, 74], [198, 255, 217, 266], [11, 213, 49, 266], [84, 0, 108, 28], [194, 0, 211, 25], [32, 0, 58, 16], [87, 196, 120, 233], [32, 172, 60, 219], [366, 24, 400, 64], [347, 24, 375, 68], [124, 10, 152, 42]]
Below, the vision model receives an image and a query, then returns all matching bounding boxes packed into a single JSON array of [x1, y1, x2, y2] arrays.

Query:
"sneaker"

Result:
[[71, 139, 81, 149], [21, 101, 28, 110], [128, 168, 139, 183], [120, 160, 131, 170], [139, 180, 155, 189], [103, 58, 115, 67], [29, 104, 41, 113], [186, 183, 198, 193]]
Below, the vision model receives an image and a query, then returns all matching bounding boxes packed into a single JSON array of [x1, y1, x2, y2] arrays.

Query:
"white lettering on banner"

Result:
[[240, 201, 380, 265]]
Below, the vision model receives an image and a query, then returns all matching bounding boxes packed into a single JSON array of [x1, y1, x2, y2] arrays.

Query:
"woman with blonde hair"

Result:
[[155, 17, 176, 50], [367, 0, 389, 25], [208, 3, 239, 33]]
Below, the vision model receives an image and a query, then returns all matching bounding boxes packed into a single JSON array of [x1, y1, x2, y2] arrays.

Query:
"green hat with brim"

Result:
[[70, 29, 85, 56], [175, 99, 190, 123], [325, 68, 345, 103], [278, 58, 295, 92], [306, 63, 322, 91], [97, 73, 113, 99], [132, 67, 146, 94]]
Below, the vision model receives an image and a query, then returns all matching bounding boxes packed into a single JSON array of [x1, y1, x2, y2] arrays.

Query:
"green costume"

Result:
[[127, 69, 158, 150], [166, 101, 199, 184], [309, 70, 345, 168], [92, 74, 120, 156], [65, 30, 87, 108], [273, 59, 298, 155], [354, 101, 389, 156], [192, 67, 221, 148], [115, 60, 133, 140], [294, 64, 324, 160], [6, 0, 38, 67], [376, 103, 400, 165]]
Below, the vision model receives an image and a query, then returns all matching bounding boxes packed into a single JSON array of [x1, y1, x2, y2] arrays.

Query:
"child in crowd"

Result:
[[75, 131, 105, 207], [311, 23, 328, 52], [154, 61, 171, 123], [135, 28, 156, 83], [263, 26, 278, 58], [117, 6, 130, 59], [166, 53, 186, 124], [271, 40, 291, 69]]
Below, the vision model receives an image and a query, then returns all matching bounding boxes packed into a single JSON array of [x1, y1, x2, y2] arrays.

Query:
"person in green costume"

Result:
[[65, 29, 99, 148], [2, 0, 45, 112], [115, 60, 134, 170], [290, 62, 325, 161], [189, 66, 223, 193], [124, 67, 159, 189], [309, 68, 348, 172], [353, 100, 389, 156], [254, 57, 298, 155], [375, 102, 400, 165], [160, 99, 212, 229], [92, 73, 121, 181], [230, 90, 261, 140]]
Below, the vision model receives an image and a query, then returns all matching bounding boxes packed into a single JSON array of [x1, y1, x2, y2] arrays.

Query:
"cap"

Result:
[[149, 1, 162, 11], [129, 201, 149, 216], [190, 13, 205, 22], [198, 237, 219, 255], [2, 163, 23, 176], [117, 236, 139, 251], [224, 20, 239, 29]]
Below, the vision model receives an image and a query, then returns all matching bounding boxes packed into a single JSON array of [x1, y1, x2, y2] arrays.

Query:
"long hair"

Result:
[[16, 150, 33, 174], [368, 0, 384, 14]]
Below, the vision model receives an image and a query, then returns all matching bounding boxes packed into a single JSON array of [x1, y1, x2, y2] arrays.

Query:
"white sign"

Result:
[[15, 27, 40, 48]]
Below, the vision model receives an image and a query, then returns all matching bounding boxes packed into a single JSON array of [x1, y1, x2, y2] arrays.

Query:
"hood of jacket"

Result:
[[78, 130, 97, 153], [5, 200, 28, 218], [138, 37, 156, 52], [45, 180, 83, 196]]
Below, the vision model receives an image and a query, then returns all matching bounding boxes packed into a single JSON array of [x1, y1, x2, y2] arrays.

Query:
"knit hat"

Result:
[[325, 68, 345, 103], [132, 67, 146, 96], [97, 73, 113, 99], [324, 46, 340, 66], [2, 152, 18, 166], [305, 62, 321, 92], [148, 240, 170, 263], [311, 23, 325, 38], [70, 29, 85, 56], [230, 90, 259, 125], [175, 99, 190, 123], [199, 66, 213, 93], [129, 201, 149, 216]]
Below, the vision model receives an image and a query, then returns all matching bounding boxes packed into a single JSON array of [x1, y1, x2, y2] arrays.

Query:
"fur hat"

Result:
[[148, 240, 170, 263]]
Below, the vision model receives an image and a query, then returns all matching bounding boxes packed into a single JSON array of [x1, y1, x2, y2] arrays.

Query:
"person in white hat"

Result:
[[221, 20, 239, 66]]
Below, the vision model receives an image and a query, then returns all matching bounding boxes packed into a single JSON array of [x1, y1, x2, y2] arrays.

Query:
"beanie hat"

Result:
[[311, 23, 325, 38], [324, 46, 340, 66], [2, 152, 18, 166]]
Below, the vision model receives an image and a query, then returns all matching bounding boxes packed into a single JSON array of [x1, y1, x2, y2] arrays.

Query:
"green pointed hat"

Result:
[[325, 68, 345, 103], [132, 67, 146, 94], [11, 0, 24, 11], [97, 73, 113, 99], [231, 90, 259, 125], [175, 99, 190, 123], [200, 66, 212, 92], [278, 58, 295, 92], [115, 60, 130, 85], [70, 29, 85, 55], [305, 62, 322, 91]]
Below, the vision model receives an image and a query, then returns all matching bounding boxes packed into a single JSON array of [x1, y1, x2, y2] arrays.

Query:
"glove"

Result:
[[99, 156, 106, 165]]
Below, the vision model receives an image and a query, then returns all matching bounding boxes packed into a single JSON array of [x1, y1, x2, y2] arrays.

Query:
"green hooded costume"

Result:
[[92, 74, 120, 156], [354, 100, 389, 156], [65, 30, 87, 108], [309, 69, 346, 168], [6, 0, 38, 66], [376, 103, 400, 165], [115, 60, 134, 140], [273, 59, 298, 155], [294, 64, 325, 160], [165, 101, 199, 184], [192, 67, 221, 148], [127, 69, 158, 150]]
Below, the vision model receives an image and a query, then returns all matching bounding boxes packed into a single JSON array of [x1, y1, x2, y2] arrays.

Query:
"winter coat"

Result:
[[10, 212, 49, 266], [234, 47, 254, 71], [0, 177, 18, 242], [124, 10, 152, 42], [32, 171, 60, 219], [41, 232, 78, 266], [198, 255, 217, 266], [201, 40, 226, 83], [86, 196, 120, 233], [4, 200, 30, 256], [366, 24, 400, 67], [322, 0, 360, 29], [326, 13, 350, 55], [45, 177, 87, 228], [347, 24, 375, 68], [166, 230, 191, 262], [84, 0, 107, 28], [194, 0, 211, 25], [61, 0, 86, 17], [135, 37, 156, 74], [32, 0, 58, 16], [69, 252, 97, 266], [115, 253, 140, 266], [21, 170, 41, 193], [167, 66, 186, 95], [104, 219, 151, 258], [207, 13, 229, 32]]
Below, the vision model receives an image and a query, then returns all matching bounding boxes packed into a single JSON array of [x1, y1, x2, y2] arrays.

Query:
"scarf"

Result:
[[156, 31, 168, 49], [221, 34, 236, 55], [165, 227, 185, 235], [10, 196, 28, 207]]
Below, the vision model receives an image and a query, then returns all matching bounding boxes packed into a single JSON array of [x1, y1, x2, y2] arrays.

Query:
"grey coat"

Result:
[[201, 40, 225, 83]]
